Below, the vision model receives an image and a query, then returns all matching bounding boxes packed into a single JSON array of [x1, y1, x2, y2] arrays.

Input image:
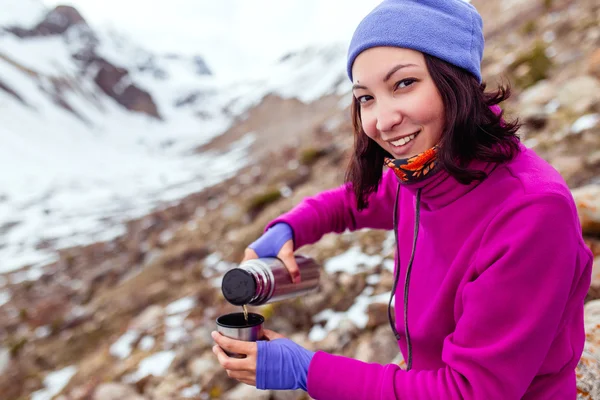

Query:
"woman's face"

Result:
[[351, 47, 445, 159]]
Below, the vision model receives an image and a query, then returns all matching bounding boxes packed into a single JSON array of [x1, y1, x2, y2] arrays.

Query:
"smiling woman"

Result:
[[213, 0, 593, 399], [347, 46, 520, 209]]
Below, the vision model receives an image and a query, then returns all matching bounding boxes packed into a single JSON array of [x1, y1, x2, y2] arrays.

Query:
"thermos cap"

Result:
[[221, 268, 256, 306]]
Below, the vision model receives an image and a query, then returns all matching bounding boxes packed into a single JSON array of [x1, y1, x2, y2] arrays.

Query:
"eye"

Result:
[[357, 95, 373, 104], [394, 78, 417, 90]]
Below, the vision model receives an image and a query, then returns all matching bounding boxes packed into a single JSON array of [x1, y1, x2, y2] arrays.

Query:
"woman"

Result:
[[212, 0, 593, 398]]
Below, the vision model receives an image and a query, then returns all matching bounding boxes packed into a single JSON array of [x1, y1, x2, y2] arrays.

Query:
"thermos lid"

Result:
[[221, 268, 256, 306]]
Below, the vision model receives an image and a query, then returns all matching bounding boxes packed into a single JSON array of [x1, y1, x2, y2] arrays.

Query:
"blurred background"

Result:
[[0, 0, 598, 399]]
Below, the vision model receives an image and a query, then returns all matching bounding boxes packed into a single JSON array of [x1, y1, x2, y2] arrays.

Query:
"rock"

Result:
[[0, 347, 9, 376], [190, 326, 215, 351], [550, 156, 585, 185], [130, 305, 164, 332], [26, 294, 70, 329], [556, 76, 600, 114], [357, 324, 400, 358], [584, 300, 600, 345], [576, 345, 600, 400], [188, 354, 220, 386], [337, 318, 360, 344], [519, 80, 556, 127], [146, 374, 188, 399], [93, 383, 146, 400], [520, 80, 556, 106], [93, 59, 161, 119], [223, 383, 270, 400], [316, 330, 345, 353], [289, 332, 317, 352], [272, 389, 308, 400], [367, 302, 392, 329], [353, 332, 374, 362], [588, 49, 600, 79], [576, 300, 600, 399], [332, 273, 367, 312], [316, 319, 359, 352], [572, 185, 600, 235], [373, 270, 395, 295], [360, 325, 399, 365], [193, 55, 212, 76], [588, 257, 600, 302], [6, 6, 88, 38]]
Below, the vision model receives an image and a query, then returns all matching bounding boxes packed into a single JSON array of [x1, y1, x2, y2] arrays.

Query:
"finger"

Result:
[[262, 328, 286, 341], [213, 345, 251, 371], [279, 241, 301, 283], [242, 247, 259, 262], [212, 331, 257, 357]]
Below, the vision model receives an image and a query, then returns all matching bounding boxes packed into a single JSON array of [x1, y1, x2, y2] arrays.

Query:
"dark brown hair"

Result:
[[345, 54, 521, 210]]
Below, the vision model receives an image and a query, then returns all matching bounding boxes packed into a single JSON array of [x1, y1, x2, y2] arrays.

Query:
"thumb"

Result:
[[278, 241, 301, 284]]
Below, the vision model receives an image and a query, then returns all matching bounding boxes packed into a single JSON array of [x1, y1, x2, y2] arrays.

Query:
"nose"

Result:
[[375, 100, 402, 133]]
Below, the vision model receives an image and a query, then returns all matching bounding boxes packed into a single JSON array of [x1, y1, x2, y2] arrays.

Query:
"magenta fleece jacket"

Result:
[[267, 143, 593, 399]]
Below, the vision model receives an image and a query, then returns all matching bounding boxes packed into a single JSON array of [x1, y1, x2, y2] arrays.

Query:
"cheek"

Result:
[[412, 99, 444, 137], [361, 114, 378, 139]]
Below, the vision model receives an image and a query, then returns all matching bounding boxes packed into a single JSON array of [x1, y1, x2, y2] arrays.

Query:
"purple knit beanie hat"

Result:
[[347, 0, 485, 82]]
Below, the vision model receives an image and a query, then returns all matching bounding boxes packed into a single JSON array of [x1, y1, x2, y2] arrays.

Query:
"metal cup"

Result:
[[216, 312, 264, 358]]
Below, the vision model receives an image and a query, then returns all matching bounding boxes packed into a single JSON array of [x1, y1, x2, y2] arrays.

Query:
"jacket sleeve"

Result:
[[266, 169, 398, 249], [306, 193, 592, 400]]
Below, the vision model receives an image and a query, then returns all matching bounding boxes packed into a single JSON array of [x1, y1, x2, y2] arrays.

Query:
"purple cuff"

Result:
[[249, 223, 293, 258], [256, 338, 314, 391]]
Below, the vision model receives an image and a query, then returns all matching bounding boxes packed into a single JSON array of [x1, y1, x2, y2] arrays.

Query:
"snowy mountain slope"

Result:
[[0, 1, 350, 274]]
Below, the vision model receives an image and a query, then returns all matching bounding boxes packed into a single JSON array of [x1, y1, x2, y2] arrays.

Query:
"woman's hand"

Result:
[[246, 223, 300, 283], [212, 329, 285, 386]]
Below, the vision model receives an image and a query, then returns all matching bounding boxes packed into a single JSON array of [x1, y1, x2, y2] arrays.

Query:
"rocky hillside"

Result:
[[0, 0, 599, 399]]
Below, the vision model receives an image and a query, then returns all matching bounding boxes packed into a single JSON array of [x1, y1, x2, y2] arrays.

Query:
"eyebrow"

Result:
[[352, 63, 419, 90]]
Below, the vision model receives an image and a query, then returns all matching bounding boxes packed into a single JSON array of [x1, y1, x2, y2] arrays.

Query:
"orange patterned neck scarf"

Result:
[[384, 146, 440, 183]]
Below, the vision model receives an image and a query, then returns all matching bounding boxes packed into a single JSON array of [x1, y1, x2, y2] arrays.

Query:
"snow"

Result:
[[324, 246, 385, 274], [163, 296, 197, 345], [307, 242, 396, 341], [0, 0, 48, 28], [0, 1, 352, 278], [165, 296, 196, 315], [0, 34, 78, 76], [35, 325, 52, 339], [0, 347, 9, 376], [309, 288, 392, 342], [30, 365, 78, 400], [0, 290, 10, 307], [110, 330, 139, 359], [572, 114, 600, 134], [125, 351, 176, 381], [181, 385, 202, 398], [165, 313, 189, 344], [204, 252, 238, 286], [139, 336, 155, 351], [306, 238, 398, 341]]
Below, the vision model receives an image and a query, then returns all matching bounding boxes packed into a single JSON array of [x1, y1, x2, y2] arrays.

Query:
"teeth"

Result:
[[391, 133, 416, 147]]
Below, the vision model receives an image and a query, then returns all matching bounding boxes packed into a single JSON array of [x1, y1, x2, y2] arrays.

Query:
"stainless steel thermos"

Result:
[[221, 255, 320, 306]]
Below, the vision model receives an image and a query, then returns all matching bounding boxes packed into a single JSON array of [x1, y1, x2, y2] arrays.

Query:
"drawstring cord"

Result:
[[388, 185, 422, 372]]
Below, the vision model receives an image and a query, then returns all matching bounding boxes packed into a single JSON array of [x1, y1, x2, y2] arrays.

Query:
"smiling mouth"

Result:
[[388, 130, 420, 147]]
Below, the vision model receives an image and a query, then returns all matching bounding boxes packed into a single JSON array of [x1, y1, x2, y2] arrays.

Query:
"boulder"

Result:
[[572, 185, 600, 235], [93, 383, 146, 400]]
